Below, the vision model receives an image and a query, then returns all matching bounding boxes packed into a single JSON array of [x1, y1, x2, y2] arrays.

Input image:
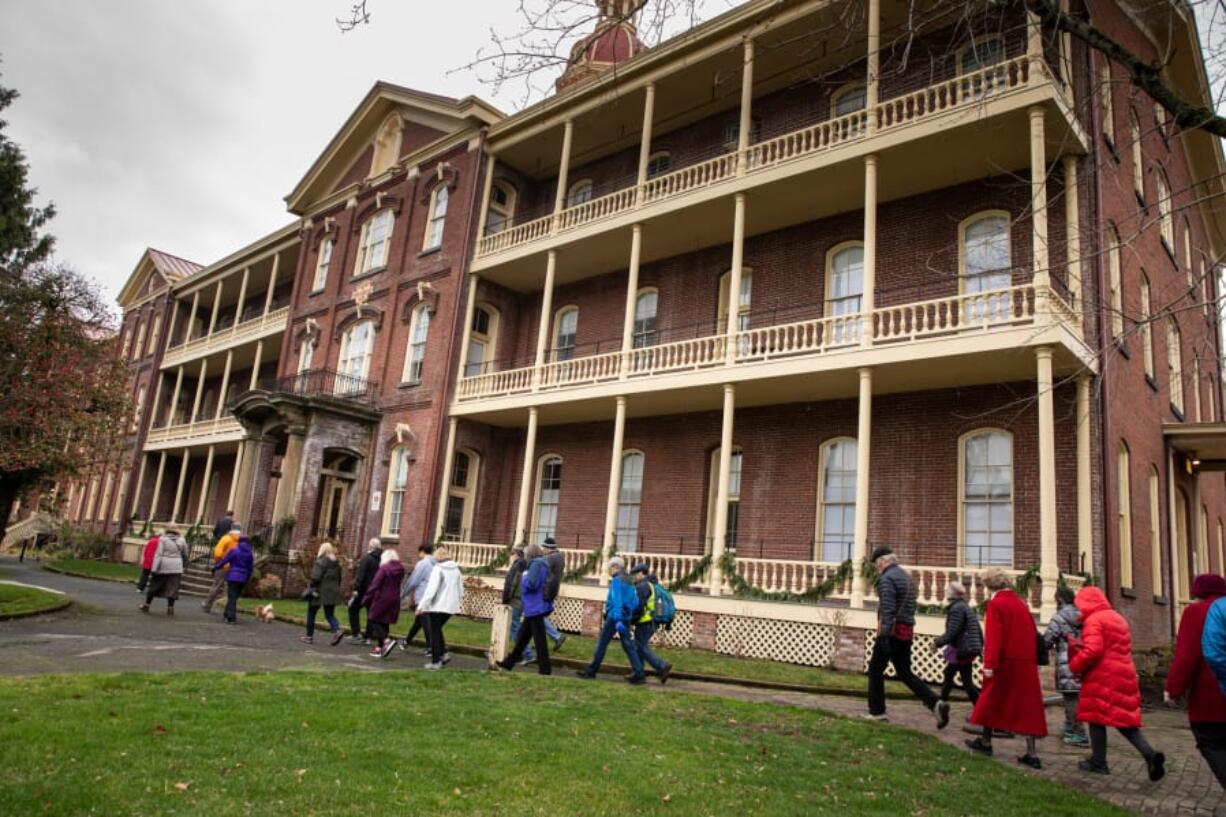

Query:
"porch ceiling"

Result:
[[1164, 423, 1226, 469]]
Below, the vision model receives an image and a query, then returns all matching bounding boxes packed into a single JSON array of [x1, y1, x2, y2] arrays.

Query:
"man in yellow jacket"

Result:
[[203, 524, 241, 613]]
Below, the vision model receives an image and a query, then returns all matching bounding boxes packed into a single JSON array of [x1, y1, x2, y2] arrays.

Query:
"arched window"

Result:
[[961, 430, 1013, 566], [147, 313, 162, 356], [424, 186, 449, 251], [133, 320, 147, 360], [1168, 318, 1184, 414], [1149, 465, 1163, 597], [1117, 441, 1134, 589], [1099, 60, 1116, 148], [403, 304, 430, 384], [646, 151, 672, 179], [718, 270, 752, 332], [1154, 102, 1168, 144], [120, 326, 132, 359], [336, 319, 376, 392], [312, 238, 334, 293], [1107, 225, 1123, 339], [1218, 520, 1224, 575], [99, 472, 114, 522], [958, 38, 1005, 97], [370, 115, 402, 177], [1183, 219, 1193, 270], [532, 455, 563, 543], [567, 179, 594, 207], [961, 213, 1011, 323], [706, 447, 743, 552], [466, 304, 498, 377], [553, 306, 579, 362], [383, 446, 410, 536], [826, 243, 864, 317], [817, 438, 857, 562], [443, 449, 479, 541], [1156, 169, 1174, 250], [356, 209, 393, 274], [616, 451, 645, 551], [132, 384, 147, 433], [1129, 110, 1144, 200], [1140, 273, 1154, 378], [633, 289, 658, 348], [832, 83, 867, 117], [485, 181, 516, 235]]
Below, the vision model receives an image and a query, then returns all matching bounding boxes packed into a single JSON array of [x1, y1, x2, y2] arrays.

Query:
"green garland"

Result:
[[468, 542, 516, 576], [562, 543, 609, 583], [719, 551, 855, 603], [666, 554, 713, 593]]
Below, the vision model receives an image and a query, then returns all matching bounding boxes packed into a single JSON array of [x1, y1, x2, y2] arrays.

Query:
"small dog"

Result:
[[255, 603, 276, 622]]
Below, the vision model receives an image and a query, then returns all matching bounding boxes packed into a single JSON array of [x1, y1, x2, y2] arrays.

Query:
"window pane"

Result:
[[833, 85, 866, 116]]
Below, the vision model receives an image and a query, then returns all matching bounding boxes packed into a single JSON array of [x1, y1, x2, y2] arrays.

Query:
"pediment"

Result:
[[116, 248, 203, 310]]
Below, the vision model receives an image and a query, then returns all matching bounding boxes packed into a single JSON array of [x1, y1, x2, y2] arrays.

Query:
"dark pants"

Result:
[[633, 621, 668, 673], [145, 591, 175, 608], [867, 635, 937, 716], [502, 613, 552, 675], [939, 661, 980, 704], [1089, 724, 1156, 767], [306, 604, 339, 637], [224, 581, 243, 623], [426, 613, 451, 663], [586, 617, 644, 677], [1192, 722, 1226, 791], [348, 598, 373, 638], [407, 612, 432, 649], [369, 620, 390, 646], [137, 568, 151, 592]]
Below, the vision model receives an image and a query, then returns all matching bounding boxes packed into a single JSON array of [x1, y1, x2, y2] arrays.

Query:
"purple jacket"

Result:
[[214, 538, 254, 584], [520, 557, 553, 618], [362, 561, 406, 625]]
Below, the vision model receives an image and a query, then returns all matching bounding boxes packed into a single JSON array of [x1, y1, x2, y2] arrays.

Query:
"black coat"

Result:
[[354, 548, 382, 599], [503, 557, 526, 605], [544, 549, 564, 602], [212, 516, 234, 541], [877, 564, 917, 634], [934, 597, 984, 657]]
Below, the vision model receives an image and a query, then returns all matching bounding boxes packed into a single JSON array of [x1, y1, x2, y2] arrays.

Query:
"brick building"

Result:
[[39, 0, 1226, 659]]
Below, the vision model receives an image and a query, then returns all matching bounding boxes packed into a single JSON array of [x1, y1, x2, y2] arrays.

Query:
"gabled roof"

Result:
[[146, 248, 204, 281], [116, 247, 203, 309], [285, 82, 503, 215]]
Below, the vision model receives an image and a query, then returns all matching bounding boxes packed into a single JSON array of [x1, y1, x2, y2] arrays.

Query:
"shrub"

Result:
[[52, 524, 112, 560], [248, 573, 284, 599]]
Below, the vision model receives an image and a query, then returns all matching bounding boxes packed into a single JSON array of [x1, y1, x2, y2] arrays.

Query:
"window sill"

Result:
[[351, 266, 387, 283], [1145, 374, 1159, 393], [417, 246, 442, 259], [1135, 190, 1148, 212], [308, 287, 326, 297], [1161, 238, 1178, 269], [1104, 137, 1120, 164], [1171, 404, 1186, 422], [1115, 339, 1131, 359], [1120, 586, 1137, 599], [397, 380, 423, 390], [1154, 594, 1169, 606]]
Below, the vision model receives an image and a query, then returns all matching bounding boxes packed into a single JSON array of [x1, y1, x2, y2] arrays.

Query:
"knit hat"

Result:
[[868, 546, 893, 563], [631, 563, 650, 575], [542, 537, 558, 548], [1191, 573, 1226, 599]]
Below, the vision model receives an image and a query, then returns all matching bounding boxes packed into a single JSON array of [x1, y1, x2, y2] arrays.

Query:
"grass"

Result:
[[47, 558, 141, 582], [238, 598, 862, 693], [0, 583, 66, 617], [0, 671, 1124, 817]]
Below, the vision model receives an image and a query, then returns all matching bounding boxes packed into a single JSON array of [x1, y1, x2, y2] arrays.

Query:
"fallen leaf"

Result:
[[662, 794, 672, 803], [152, 725, 168, 734], [453, 788, 462, 796], [173, 782, 190, 792]]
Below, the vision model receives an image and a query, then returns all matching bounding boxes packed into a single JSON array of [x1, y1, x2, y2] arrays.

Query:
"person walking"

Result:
[[301, 542, 345, 646], [502, 546, 538, 664], [361, 549, 405, 658], [212, 510, 235, 543], [934, 580, 982, 706], [347, 538, 382, 644], [213, 534, 254, 625], [202, 524, 241, 614], [576, 557, 646, 684], [136, 530, 160, 594], [540, 537, 568, 652], [1069, 586, 1165, 780], [865, 547, 949, 728], [496, 544, 553, 674], [139, 529, 189, 616], [398, 543, 436, 655], [1044, 586, 1088, 746], [965, 568, 1046, 768], [417, 547, 464, 670], [1166, 573, 1226, 790], [630, 563, 673, 683]]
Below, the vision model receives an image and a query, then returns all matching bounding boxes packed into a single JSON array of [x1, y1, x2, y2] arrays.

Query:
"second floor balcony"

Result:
[[162, 305, 290, 369]]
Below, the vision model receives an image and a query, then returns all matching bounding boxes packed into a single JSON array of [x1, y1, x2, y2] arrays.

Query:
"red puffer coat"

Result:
[[1069, 586, 1142, 728]]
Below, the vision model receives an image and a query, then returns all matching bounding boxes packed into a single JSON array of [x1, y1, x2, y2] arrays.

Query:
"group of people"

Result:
[[135, 509, 254, 624]]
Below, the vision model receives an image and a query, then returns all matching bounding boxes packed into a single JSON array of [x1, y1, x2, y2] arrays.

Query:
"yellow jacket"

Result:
[[213, 533, 238, 564]]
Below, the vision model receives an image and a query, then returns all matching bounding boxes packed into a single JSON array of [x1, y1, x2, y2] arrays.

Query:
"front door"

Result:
[[318, 477, 348, 540]]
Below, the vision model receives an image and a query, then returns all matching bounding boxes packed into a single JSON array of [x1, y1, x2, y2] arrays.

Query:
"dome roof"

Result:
[[556, 0, 648, 92]]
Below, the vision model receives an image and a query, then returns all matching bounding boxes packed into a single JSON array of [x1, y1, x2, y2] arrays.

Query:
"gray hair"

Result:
[[946, 580, 968, 600], [982, 568, 1012, 591], [368, 538, 381, 550], [524, 543, 543, 561], [876, 552, 898, 568], [608, 556, 625, 571]]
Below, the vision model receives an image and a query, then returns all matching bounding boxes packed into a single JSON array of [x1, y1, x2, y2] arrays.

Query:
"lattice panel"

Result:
[[861, 631, 984, 687], [715, 616, 836, 667], [461, 587, 501, 621], [549, 596, 585, 633], [650, 610, 694, 648]]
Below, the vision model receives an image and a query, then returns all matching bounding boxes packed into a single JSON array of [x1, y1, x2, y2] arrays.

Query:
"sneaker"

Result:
[[138, 604, 149, 612], [299, 636, 314, 644], [424, 662, 443, 670], [861, 713, 888, 722], [441, 652, 452, 665], [934, 700, 951, 730], [625, 674, 647, 685], [330, 632, 345, 647], [964, 737, 993, 756], [368, 648, 383, 658], [379, 640, 396, 659], [347, 635, 365, 645], [1063, 733, 1090, 747], [1147, 752, 1166, 783], [1017, 754, 1042, 770], [520, 656, 537, 666], [658, 663, 673, 684], [398, 639, 409, 652], [553, 634, 567, 652], [575, 669, 597, 680], [1078, 759, 1110, 775]]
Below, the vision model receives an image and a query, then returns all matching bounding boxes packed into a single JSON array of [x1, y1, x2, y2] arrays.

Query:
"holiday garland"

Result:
[[467, 542, 516, 576], [562, 543, 610, 583], [665, 554, 713, 593], [719, 551, 856, 603]]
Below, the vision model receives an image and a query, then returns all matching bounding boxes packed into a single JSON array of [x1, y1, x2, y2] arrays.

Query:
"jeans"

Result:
[[426, 613, 451, 663], [306, 604, 339, 637], [502, 613, 552, 675], [1192, 722, 1226, 791], [348, 598, 372, 639], [137, 568, 151, 592], [203, 570, 227, 612], [939, 661, 980, 704], [407, 612, 432, 650], [633, 621, 668, 673], [867, 636, 937, 716], [224, 581, 243, 623], [1089, 724, 1156, 767], [543, 616, 561, 642], [1061, 692, 1085, 734], [586, 617, 644, 677]]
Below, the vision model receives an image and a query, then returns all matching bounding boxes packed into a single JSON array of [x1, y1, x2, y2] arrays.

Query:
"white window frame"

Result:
[[111, 470, 129, 523], [815, 437, 857, 562], [382, 445, 411, 537], [1140, 273, 1154, 378], [312, 238, 334, 293], [645, 151, 672, 179], [1156, 168, 1174, 252], [297, 336, 315, 375], [336, 319, 376, 393], [1099, 60, 1115, 148], [717, 269, 753, 332], [402, 304, 430, 384], [531, 454, 563, 544], [616, 450, 645, 551], [355, 209, 393, 275], [147, 313, 162, 357], [1118, 440, 1134, 589], [1149, 465, 1163, 597], [958, 38, 1006, 98], [424, 185, 449, 251], [706, 446, 743, 552], [1108, 225, 1123, 339], [1130, 110, 1144, 200], [553, 306, 579, 362], [831, 83, 867, 117], [959, 212, 1012, 324], [567, 179, 594, 208], [632, 288, 658, 349], [370, 114, 401, 178], [132, 384, 147, 433], [1168, 318, 1185, 414], [132, 320, 146, 361], [958, 429, 1014, 567], [442, 448, 479, 541], [485, 181, 516, 235], [465, 304, 499, 378]]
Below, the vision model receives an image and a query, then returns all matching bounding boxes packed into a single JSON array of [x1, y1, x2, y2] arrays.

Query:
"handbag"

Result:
[[1035, 632, 1050, 666], [942, 645, 959, 665], [301, 586, 319, 602]]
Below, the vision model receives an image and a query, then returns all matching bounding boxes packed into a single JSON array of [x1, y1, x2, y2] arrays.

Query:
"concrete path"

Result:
[[4, 556, 1224, 815]]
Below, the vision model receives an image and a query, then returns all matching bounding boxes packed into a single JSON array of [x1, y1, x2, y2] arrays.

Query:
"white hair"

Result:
[[380, 549, 400, 565]]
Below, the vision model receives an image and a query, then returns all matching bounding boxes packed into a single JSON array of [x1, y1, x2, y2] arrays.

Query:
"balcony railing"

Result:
[[231, 369, 381, 410], [163, 306, 290, 368], [475, 56, 1038, 259], [145, 415, 244, 448], [457, 283, 1062, 402]]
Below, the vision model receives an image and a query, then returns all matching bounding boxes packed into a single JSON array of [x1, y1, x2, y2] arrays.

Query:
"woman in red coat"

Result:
[[1069, 586, 1165, 780], [136, 533, 160, 593], [1165, 573, 1226, 789], [966, 569, 1046, 769]]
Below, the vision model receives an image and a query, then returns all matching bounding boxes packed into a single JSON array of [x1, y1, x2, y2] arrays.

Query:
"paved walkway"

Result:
[[3, 556, 1224, 815]]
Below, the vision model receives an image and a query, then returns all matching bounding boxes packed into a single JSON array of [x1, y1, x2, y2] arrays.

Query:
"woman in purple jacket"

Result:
[[213, 535, 254, 625], [361, 549, 406, 658], [495, 544, 553, 675]]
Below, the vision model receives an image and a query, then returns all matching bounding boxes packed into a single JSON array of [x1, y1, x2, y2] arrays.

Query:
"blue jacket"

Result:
[[214, 538, 254, 584], [1202, 597, 1226, 695], [520, 557, 553, 618], [603, 573, 638, 623]]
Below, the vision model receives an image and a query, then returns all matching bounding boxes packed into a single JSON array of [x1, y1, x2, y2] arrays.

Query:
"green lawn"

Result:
[[238, 598, 868, 693], [0, 672, 1123, 817], [47, 558, 141, 582], [0, 583, 66, 617]]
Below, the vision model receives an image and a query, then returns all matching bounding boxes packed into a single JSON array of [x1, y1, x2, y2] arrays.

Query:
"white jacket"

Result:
[[418, 559, 464, 615]]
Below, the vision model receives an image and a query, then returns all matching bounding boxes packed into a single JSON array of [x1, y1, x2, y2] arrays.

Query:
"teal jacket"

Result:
[[604, 573, 639, 623]]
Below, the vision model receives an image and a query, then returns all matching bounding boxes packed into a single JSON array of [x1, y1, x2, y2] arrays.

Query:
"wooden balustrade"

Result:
[[641, 153, 739, 205], [746, 110, 868, 170], [872, 284, 1035, 343], [627, 334, 725, 377], [557, 187, 638, 232], [735, 313, 859, 362], [448, 541, 510, 568], [540, 350, 622, 390], [874, 56, 1030, 131]]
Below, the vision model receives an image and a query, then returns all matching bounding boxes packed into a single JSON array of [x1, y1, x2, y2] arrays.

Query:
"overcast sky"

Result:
[[0, 0, 542, 306]]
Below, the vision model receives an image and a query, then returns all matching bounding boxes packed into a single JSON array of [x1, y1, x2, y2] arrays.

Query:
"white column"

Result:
[[264, 252, 280, 315], [1063, 155, 1082, 313], [167, 366, 185, 426], [866, 0, 880, 135], [170, 448, 191, 523], [149, 452, 168, 521], [1030, 107, 1049, 291], [1076, 374, 1092, 574], [455, 275, 480, 382], [635, 84, 656, 204], [186, 291, 200, 343], [709, 384, 736, 595], [148, 371, 165, 430], [195, 444, 216, 523], [434, 417, 459, 540], [620, 225, 644, 378], [861, 155, 878, 347], [226, 440, 246, 512], [234, 267, 249, 326], [165, 300, 180, 350], [736, 39, 755, 174], [1037, 347, 1059, 619], [215, 350, 233, 421], [513, 407, 540, 544], [851, 367, 873, 607], [250, 340, 264, 390], [725, 193, 747, 364], [476, 153, 496, 239], [532, 251, 558, 389], [206, 282, 223, 336], [190, 359, 209, 424], [600, 396, 628, 584], [1027, 8, 1044, 83], [552, 120, 575, 232]]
